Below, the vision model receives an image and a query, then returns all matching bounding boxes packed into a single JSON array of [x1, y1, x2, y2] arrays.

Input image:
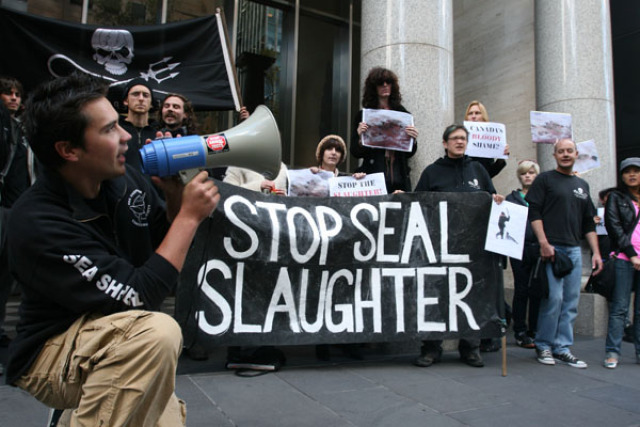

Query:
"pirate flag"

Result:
[[0, 7, 241, 111]]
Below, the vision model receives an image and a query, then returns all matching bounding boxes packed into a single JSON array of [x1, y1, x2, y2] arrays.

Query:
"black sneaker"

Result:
[[480, 339, 501, 352], [413, 352, 441, 367], [515, 333, 535, 349], [553, 352, 587, 368], [536, 348, 555, 365], [461, 351, 484, 367]]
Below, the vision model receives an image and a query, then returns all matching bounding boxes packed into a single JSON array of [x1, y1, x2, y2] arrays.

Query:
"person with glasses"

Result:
[[412, 124, 503, 368], [350, 67, 418, 193]]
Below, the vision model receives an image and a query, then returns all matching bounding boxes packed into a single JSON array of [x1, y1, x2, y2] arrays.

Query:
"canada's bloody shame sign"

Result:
[[176, 182, 503, 348]]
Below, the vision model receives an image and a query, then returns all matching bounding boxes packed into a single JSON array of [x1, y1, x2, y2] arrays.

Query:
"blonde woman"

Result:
[[464, 100, 509, 178], [506, 160, 541, 348]]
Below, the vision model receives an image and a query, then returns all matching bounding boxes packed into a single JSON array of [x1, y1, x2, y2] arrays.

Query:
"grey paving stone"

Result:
[[0, 386, 49, 427], [578, 384, 640, 414]]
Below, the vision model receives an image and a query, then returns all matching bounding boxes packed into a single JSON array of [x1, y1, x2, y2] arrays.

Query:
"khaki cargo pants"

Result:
[[16, 310, 186, 426]]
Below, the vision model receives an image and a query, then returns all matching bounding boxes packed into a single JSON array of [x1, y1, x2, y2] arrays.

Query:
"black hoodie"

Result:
[[5, 166, 176, 385], [414, 155, 495, 194]]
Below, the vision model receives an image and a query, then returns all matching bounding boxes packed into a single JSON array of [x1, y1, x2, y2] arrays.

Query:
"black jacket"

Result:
[[5, 166, 176, 384], [506, 189, 536, 244], [119, 116, 158, 174], [350, 107, 417, 192], [605, 189, 640, 259], [414, 155, 495, 194]]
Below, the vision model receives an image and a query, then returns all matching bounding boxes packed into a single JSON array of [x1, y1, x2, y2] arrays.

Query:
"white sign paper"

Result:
[[530, 111, 573, 144], [484, 200, 528, 260], [362, 109, 414, 152], [596, 207, 607, 236], [574, 139, 601, 174], [329, 172, 387, 197], [464, 121, 508, 159], [287, 169, 334, 197]]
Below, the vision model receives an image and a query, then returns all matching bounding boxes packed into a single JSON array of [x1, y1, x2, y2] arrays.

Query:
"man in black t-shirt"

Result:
[[526, 138, 602, 368]]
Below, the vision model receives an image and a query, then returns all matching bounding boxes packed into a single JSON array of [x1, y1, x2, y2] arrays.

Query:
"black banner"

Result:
[[0, 7, 238, 111], [176, 182, 504, 349]]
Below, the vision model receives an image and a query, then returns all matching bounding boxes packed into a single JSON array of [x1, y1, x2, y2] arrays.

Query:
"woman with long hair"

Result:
[[351, 67, 418, 192], [603, 157, 640, 368]]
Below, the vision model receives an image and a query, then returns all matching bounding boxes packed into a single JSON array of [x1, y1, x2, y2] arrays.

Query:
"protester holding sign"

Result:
[[310, 134, 365, 360], [412, 124, 504, 368], [464, 100, 509, 178], [603, 158, 640, 369], [506, 160, 541, 349], [351, 67, 418, 192]]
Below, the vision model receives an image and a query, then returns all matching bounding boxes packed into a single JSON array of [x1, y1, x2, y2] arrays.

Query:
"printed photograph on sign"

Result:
[[530, 111, 572, 144], [484, 200, 528, 260], [463, 121, 508, 159], [287, 168, 334, 197], [361, 109, 414, 152], [574, 139, 600, 174]]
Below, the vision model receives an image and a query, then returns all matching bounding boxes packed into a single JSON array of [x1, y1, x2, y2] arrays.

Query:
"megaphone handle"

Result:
[[178, 168, 203, 184]]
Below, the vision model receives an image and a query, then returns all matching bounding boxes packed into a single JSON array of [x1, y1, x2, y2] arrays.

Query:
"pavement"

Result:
[[1, 295, 640, 427]]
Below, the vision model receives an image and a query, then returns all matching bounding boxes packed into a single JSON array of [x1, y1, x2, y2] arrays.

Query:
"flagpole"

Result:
[[217, 8, 243, 111], [161, 0, 168, 24], [81, 0, 88, 24]]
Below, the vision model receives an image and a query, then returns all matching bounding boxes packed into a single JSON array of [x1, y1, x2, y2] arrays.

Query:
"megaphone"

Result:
[[140, 105, 282, 182]]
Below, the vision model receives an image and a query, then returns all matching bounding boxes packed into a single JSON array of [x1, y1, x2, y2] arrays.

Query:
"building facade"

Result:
[[2, 0, 636, 197]]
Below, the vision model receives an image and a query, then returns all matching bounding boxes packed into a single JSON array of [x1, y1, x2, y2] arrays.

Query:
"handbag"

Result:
[[585, 257, 615, 300], [552, 250, 574, 278]]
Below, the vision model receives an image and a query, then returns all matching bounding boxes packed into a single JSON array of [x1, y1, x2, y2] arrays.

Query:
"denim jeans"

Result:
[[535, 245, 582, 354], [605, 257, 640, 357]]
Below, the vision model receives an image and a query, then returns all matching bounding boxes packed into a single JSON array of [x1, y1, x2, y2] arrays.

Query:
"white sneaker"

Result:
[[553, 352, 587, 368], [536, 348, 555, 365]]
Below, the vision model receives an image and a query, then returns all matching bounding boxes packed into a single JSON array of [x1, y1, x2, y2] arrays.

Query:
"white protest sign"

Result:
[[530, 111, 572, 144], [329, 172, 388, 197], [574, 139, 601, 174], [362, 109, 414, 152], [464, 121, 508, 159], [484, 200, 528, 260]]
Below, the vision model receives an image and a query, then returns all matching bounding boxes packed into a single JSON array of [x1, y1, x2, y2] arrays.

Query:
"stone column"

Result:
[[360, 0, 454, 187], [535, 0, 617, 196]]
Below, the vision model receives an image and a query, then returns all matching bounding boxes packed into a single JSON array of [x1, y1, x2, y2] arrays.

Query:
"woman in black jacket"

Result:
[[350, 67, 418, 192], [603, 157, 640, 368]]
